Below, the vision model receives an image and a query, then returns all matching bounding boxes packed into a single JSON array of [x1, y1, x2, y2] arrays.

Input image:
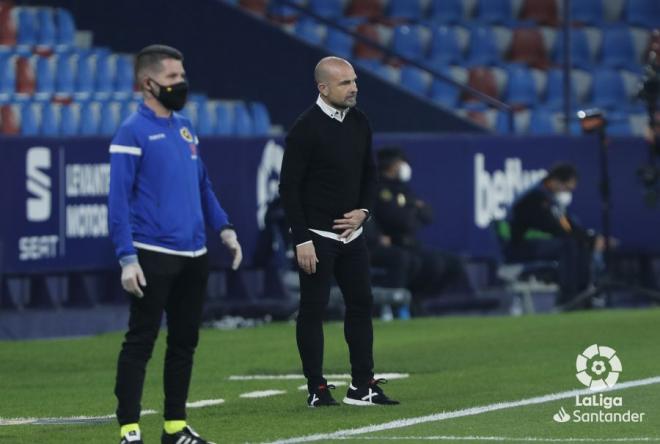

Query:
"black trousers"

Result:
[[115, 249, 209, 425], [296, 232, 374, 392]]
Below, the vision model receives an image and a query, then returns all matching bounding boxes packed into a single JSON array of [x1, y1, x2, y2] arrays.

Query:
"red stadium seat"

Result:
[[239, 0, 267, 16], [1, 104, 20, 134], [507, 28, 549, 69], [16, 56, 35, 94], [0, 3, 16, 45], [519, 0, 559, 26], [346, 0, 384, 21], [353, 23, 385, 60], [462, 67, 498, 103]]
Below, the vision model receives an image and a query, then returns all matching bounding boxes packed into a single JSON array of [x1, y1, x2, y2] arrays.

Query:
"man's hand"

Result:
[[296, 242, 319, 274], [121, 262, 147, 298], [221, 229, 243, 270], [333, 209, 368, 239]]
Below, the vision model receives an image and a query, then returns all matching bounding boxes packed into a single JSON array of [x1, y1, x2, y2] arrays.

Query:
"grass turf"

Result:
[[0, 308, 658, 443]]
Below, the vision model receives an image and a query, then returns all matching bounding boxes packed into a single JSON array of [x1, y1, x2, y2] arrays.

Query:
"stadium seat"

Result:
[[215, 101, 233, 135], [428, 0, 465, 24], [427, 25, 465, 65], [543, 68, 576, 109], [353, 24, 387, 60], [390, 25, 429, 62], [55, 53, 75, 95], [507, 27, 549, 69], [504, 65, 538, 107], [606, 112, 633, 136], [250, 101, 271, 135], [119, 100, 138, 122], [387, 0, 424, 21], [346, 0, 382, 20], [16, 56, 36, 94], [41, 102, 60, 136], [591, 69, 628, 109], [15, 7, 37, 47], [60, 103, 80, 135], [399, 65, 431, 96], [36, 8, 56, 49], [0, 54, 17, 95], [268, 0, 304, 23], [115, 55, 134, 92], [196, 102, 215, 136], [552, 28, 592, 70], [466, 26, 501, 66], [462, 67, 500, 102], [625, 0, 660, 29], [528, 108, 558, 134], [428, 65, 466, 108], [294, 19, 325, 46], [309, 0, 344, 19], [55, 8, 76, 47], [35, 56, 55, 95], [601, 26, 638, 69], [518, 0, 559, 26], [570, 0, 603, 25], [0, 104, 20, 134], [495, 109, 530, 134], [475, 0, 513, 25], [76, 53, 95, 94], [79, 101, 100, 135], [233, 101, 253, 136], [238, 0, 267, 16], [99, 101, 120, 136], [95, 54, 116, 93], [20, 102, 39, 135], [0, 5, 17, 45], [325, 28, 353, 58]]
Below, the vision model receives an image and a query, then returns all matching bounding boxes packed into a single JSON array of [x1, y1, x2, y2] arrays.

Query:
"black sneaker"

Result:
[[343, 378, 400, 406], [119, 430, 143, 444], [161, 425, 215, 444], [307, 383, 340, 407]]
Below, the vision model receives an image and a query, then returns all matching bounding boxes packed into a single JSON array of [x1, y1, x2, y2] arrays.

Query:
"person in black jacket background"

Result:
[[279, 57, 398, 407]]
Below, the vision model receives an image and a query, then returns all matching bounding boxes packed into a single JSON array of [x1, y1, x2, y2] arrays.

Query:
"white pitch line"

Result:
[[334, 437, 660, 442], [229, 373, 409, 381], [240, 390, 287, 399], [262, 376, 660, 444], [186, 399, 225, 408], [0, 409, 158, 426]]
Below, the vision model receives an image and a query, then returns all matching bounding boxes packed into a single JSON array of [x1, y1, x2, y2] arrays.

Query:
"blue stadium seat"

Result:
[[325, 29, 353, 58], [76, 53, 95, 94], [504, 65, 537, 107], [16, 8, 37, 47], [40, 102, 59, 136], [20, 103, 40, 136], [99, 101, 120, 136], [429, 67, 462, 108], [601, 27, 637, 69], [36, 8, 56, 48], [552, 28, 592, 70], [606, 112, 632, 136], [60, 103, 79, 135], [55, 8, 76, 47], [391, 25, 428, 61], [95, 55, 115, 93], [115, 55, 134, 92], [268, 0, 305, 20], [215, 102, 233, 136], [591, 69, 627, 109], [428, 26, 464, 64], [528, 109, 557, 134], [475, 0, 513, 24], [294, 19, 325, 45], [428, 0, 465, 24], [626, 0, 660, 28], [250, 101, 271, 136], [55, 54, 75, 95], [388, 0, 424, 21], [35, 56, 55, 94], [399, 66, 431, 96], [543, 69, 577, 110], [309, 0, 344, 19], [196, 103, 215, 136], [119, 101, 138, 122], [466, 26, 500, 66], [0, 55, 16, 95], [233, 102, 254, 136], [79, 101, 100, 135], [570, 0, 603, 25]]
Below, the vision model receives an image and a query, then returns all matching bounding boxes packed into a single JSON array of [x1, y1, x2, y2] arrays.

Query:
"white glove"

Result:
[[221, 229, 243, 270], [121, 262, 147, 298]]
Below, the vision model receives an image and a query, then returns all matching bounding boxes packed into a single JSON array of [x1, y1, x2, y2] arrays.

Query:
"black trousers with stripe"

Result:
[[296, 232, 375, 392], [115, 249, 208, 425]]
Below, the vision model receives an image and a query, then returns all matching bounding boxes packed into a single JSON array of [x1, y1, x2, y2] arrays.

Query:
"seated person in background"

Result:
[[371, 147, 474, 298], [507, 163, 604, 306]]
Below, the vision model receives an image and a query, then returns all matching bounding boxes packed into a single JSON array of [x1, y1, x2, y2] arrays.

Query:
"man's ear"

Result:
[[318, 83, 328, 97]]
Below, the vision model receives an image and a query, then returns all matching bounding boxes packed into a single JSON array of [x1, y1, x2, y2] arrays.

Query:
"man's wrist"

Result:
[[119, 254, 138, 267]]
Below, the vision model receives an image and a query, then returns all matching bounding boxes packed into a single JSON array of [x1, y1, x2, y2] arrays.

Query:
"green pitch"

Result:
[[1, 308, 659, 443]]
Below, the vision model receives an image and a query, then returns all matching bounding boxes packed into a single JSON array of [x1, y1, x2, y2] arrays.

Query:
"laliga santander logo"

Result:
[[576, 344, 622, 390]]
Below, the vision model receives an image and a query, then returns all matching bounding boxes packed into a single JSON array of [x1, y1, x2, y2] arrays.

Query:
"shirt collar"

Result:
[[138, 102, 177, 127], [316, 95, 349, 122]]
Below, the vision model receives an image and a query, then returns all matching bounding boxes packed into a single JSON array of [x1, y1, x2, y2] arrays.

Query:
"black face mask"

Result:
[[149, 79, 188, 111]]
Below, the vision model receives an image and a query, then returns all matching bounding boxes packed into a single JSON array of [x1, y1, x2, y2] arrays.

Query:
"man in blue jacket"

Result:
[[108, 45, 241, 444]]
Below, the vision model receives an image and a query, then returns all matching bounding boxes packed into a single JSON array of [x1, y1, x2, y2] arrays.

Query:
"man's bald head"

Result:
[[314, 57, 354, 84]]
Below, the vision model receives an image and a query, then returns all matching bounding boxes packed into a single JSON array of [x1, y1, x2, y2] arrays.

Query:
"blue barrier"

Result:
[[1, 134, 658, 277]]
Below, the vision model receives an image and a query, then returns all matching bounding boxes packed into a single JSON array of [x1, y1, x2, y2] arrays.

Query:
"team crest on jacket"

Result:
[[180, 127, 194, 143]]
